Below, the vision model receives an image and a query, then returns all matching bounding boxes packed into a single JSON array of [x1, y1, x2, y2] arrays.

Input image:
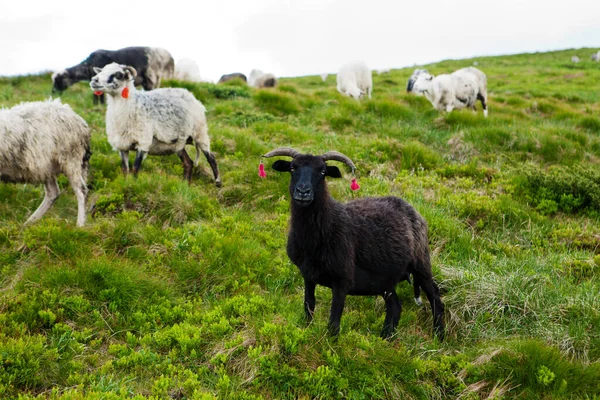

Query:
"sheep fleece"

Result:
[[106, 88, 210, 154], [0, 99, 90, 184]]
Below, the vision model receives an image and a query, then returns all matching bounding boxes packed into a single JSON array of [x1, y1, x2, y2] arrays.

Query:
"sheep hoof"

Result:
[[414, 297, 423, 307], [215, 179, 222, 188], [380, 327, 395, 340]]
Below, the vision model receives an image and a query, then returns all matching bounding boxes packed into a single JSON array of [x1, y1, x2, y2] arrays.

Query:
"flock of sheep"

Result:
[[1, 43, 517, 340]]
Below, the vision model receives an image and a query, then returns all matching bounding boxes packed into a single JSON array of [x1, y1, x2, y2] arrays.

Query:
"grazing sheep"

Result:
[[52, 46, 174, 104], [591, 52, 600, 62], [411, 67, 488, 117], [320, 73, 328, 82], [571, 56, 581, 63], [262, 148, 445, 339], [175, 58, 202, 82], [0, 99, 91, 226], [218, 73, 247, 84], [406, 68, 429, 93], [90, 63, 221, 187], [249, 69, 277, 88], [336, 61, 372, 99]]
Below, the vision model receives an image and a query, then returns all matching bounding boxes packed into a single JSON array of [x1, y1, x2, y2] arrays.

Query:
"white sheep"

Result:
[[175, 58, 202, 82], [336, 61, 372, 99], [411, 67, 488, 117], [320, 73, 328, 82], [591, 52, 600, 62], [249, 69, 277, 88], [571, 56, 581, 63], [0, 99, 91, 226], [90, 63, 221, 187]]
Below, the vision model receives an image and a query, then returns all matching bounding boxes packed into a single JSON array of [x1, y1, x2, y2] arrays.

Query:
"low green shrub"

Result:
[[514, 164, 600, 214]]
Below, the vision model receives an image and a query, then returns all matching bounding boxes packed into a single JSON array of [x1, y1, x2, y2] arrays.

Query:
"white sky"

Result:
[[1, 0, 599, 82]]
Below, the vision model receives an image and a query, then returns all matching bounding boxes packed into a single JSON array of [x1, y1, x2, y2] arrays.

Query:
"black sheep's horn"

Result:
[[321, 151, 357, 174], [262, 147, 300, 158]]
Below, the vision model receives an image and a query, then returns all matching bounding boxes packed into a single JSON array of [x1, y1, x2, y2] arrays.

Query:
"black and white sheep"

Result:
[[249, 69, 277, 88], [591, 52, 600, 62], [52, 46, 174, 104], [218, 73, 248, 84], [263, 148, 445, 339], [411, 67, 488, 117], [90, 63, 221, 186], [0, 99, 91, 226], [336, 61, 373, 99]]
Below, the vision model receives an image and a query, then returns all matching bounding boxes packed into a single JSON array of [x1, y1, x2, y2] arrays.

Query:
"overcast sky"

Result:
[[1, 0, 599, 82]]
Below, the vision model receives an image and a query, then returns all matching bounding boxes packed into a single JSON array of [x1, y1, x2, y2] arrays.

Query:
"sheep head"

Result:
[[264, 148, 357, 206], [51, 70, 71, 93], [346, 86, 363, 99], [90, 63, 136, 96], [410, 70, 434, 94], [407, 69, 429, 93]]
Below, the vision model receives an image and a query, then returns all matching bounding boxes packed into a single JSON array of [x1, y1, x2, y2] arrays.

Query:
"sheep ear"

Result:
[[326, 166, 342, 178], [272, 160, 291, 172], [93, 67, 102, 74]]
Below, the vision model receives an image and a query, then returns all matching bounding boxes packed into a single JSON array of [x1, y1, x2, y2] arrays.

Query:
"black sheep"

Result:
[[218, 72, 248, 83], [264, 147, 445, 339], [52, 46, 174, 104]]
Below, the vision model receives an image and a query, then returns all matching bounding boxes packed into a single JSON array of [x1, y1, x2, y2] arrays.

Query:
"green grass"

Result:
[[1, 48, 600, 399]]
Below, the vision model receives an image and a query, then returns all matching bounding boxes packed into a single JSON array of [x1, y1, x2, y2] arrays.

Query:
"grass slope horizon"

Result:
[[1, 48, 600, 399]]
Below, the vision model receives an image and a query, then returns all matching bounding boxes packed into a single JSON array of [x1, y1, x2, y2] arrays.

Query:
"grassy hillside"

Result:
[[1, 48, 600, 399]]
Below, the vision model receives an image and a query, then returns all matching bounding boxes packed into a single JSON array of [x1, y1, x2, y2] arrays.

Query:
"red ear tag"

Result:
[[350, 178, 360, 191], [93, 91, 103, 96], [258, 162, 266, 178], [121, 87, 129, 99]]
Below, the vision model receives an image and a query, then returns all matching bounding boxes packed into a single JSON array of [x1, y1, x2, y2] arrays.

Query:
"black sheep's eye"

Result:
[[290, 166, 295, 172], [321, 170, 326, 175], [115, 72, 123, 80]]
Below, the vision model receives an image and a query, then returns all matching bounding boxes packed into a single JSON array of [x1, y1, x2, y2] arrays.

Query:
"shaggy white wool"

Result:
[[336, 61, 372, 99], [412, 67, 488, 117], [0, 99, 91, 226], [92, 63, 211, 161], [175, 58, 202, 82]]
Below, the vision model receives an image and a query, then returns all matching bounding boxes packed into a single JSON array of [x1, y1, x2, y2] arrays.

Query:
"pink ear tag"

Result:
[[121, 87, 129, 99], [350, 178, 360, 191], [258, 162, 266, 178]]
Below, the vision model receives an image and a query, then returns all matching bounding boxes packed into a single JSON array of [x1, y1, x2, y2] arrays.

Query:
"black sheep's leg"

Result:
[[120, 150, 130, 176], [477, 92, 488, 117], [328, 283, 348, 336], [381, 290, 402, 339], [132, 150, 147, 177], [177, 149, 193, 184], [304, 278, 316, 323], [93, 94, 99, 105], [202, 150, 222, 187], [415, 275, 445, 340], [100, 93, 105, 105]]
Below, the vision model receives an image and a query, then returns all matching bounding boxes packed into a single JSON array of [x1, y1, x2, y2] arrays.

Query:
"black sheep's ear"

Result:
[[272, 160, 291, 172], [326, 166, 342, 178]]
